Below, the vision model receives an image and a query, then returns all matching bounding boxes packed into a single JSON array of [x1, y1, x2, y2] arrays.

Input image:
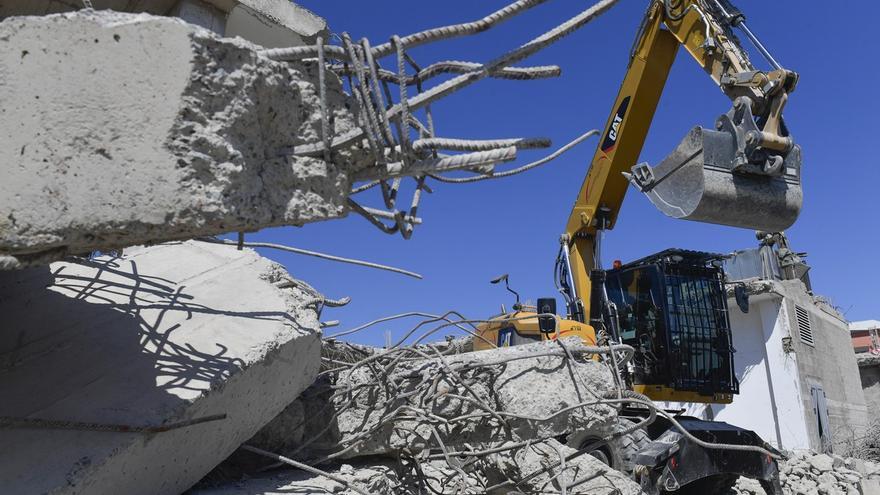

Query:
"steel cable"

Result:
[[429, 129, 599, 183]]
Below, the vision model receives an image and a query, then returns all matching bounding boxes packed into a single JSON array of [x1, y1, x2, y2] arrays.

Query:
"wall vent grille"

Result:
[[795, 305, 814, 346]]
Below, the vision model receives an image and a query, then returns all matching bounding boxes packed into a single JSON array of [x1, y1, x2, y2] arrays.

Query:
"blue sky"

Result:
[[250, 1, 878, 346]]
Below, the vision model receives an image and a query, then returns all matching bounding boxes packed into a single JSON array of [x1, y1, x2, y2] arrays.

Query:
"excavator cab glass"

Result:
[[604, 249, 739, 397]]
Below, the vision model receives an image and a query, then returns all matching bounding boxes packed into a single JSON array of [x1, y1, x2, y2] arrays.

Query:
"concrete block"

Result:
[[224, 0, 328, 48], [0, 1, 329, 47], [174, 0, 227, 35], [0, 11, 366, 270], [0, 240, 322, 494], [480, 438, 644, 495], [269, 339, 619, 460], [862, 479, 880, 495]]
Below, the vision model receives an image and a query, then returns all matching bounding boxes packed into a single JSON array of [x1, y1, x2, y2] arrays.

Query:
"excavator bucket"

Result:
[[627, 126, 802, 232]]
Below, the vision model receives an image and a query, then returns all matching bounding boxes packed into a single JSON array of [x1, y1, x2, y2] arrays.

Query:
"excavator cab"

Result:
[[599, 249, 738, 403]]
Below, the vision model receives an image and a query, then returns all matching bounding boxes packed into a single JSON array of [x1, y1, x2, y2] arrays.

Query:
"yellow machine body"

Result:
[[473, 312, 597, 352], [474, 310, 733, 404], [483, 1, 798, 406], [560, 1, 797, 405]]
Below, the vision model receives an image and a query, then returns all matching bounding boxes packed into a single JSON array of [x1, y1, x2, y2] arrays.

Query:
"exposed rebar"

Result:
[[195, 237, 422, 279], [240, 445, 371, 495]]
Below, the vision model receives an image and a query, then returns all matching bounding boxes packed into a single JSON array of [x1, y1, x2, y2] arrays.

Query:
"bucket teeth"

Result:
[[629, 126, 802, 232]]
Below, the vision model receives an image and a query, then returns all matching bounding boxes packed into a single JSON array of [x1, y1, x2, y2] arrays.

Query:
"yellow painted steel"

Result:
[[561, 1, 756, 404], [565, 0, 791, 314], [478, 2, 792, 405], [564, 5, 679, 314], [633, 384, 733, 405], [473, 312, 597, 354]]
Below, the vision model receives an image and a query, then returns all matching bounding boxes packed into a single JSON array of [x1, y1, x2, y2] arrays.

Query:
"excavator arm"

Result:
[[561, 0, 801, 325]]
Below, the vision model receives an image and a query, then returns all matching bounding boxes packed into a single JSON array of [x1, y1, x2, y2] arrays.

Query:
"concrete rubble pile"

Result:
[[8, 2, 879, 495], [732, 453, 880, 495], [194, 338, 645, 495], [193, 441, 641, 495], [193, 333, 880, 495], [0, 1, 634, 492], [327, 338, 621, 457]]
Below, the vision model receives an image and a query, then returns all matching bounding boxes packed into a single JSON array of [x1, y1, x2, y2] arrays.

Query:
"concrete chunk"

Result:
[[0, 11, 367, 269], [251, 339, 619, 460], [191, 461, 401, 495], [0, 0, 329, 48], [481, 438, 643, 495], [0, 240, 321, 495]]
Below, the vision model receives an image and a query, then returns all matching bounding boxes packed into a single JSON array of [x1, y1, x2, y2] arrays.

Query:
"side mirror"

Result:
[[537, 297, 557, 333]]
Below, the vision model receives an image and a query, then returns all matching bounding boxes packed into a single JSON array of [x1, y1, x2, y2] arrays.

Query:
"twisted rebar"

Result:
[[258, 309, 781, 494], [259, 0, 620, 238]]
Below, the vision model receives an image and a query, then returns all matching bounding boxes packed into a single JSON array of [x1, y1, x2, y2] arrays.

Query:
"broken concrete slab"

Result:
[[0, 240, 321, 495], [479, 438, 644, 495], [223, 0, 328, 48], [194, 438, 642, 495], [0, 10, 368, 270], [248, 339, 619, 461], [0, 0, 329, 48]]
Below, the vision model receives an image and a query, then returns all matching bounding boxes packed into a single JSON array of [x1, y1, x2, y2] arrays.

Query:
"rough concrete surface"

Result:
[[191, 461, 401, 495], [0, 240, 321, 494], [192, 439, 643, 495], [224, 0, 328, 47], [252, 339, 620, 460], [0, 10, 367, 269], [0, 0, 329, 47], [480, 438, 643, 495]]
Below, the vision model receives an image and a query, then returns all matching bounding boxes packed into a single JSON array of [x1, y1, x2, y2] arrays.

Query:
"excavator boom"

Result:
[[477, 3, 800, 492], [563, 0, 801, 327]]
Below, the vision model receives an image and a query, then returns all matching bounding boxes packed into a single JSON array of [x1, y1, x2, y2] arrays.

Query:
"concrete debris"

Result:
[[0, 10, 368, 270], [1, 0, 612, 268], [0, 241, 321, 495], [194, 439, 642, 495], [191, 460, 401, 495], [730, 452, 880, 495], [478, 438, 643, 495], [198, 337, 637, 493], [0, 0, 329, 49], [858, 353, 880, 368], [322, 338, 618, 459]]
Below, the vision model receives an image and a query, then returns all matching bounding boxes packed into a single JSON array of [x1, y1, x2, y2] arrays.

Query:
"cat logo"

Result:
[[600, 96, 631, 153]]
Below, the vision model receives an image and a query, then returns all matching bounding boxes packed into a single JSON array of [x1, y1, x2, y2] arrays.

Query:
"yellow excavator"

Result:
[[475, 0, 801, 493]]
